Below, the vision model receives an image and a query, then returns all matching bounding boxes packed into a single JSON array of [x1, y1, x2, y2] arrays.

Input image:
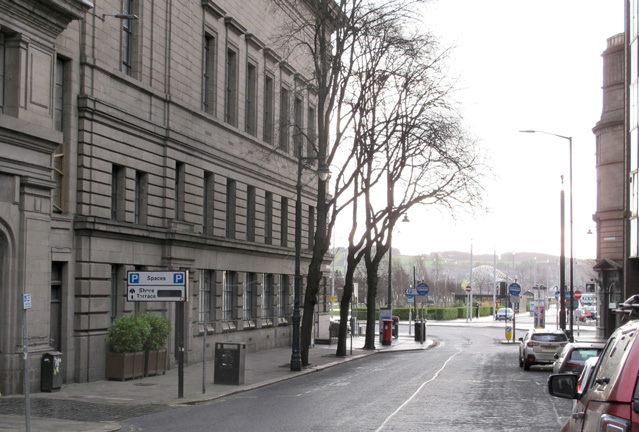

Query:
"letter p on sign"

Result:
[[174, 273, 184, 284]]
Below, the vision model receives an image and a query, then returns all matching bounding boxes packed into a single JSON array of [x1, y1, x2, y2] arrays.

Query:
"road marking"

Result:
[[375, 349, 462, 432]]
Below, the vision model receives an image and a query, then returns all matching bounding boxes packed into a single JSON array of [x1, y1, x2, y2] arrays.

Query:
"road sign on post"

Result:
[[574, 290, 582, 300], [127, 271, 187, 302], [508, 283, 521, 297], [417, 282, 429, 296], [465, 285, 471, 293]]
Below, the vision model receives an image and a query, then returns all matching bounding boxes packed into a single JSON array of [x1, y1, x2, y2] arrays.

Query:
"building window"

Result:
[[200, 269, 215, 323], [55, 58, 65, 132], [121, 0, 136, 76], [280, 197, 288, 247], [111, 165, 125, 221], [203, 171, 214, 235], [293, 96, 303, 157], [265, 192, 273, 245], [307, 106, 316, 158], [245, 62, 257, 135], [279, 87, 290, 152], [203, 33, 216, 115], [244, 272, 257, 321], [247, 186, 256, 242], [225, 48, 238, 125], [263, 75, 274, 144], [226, 179, 236, 239], [0, 32, 4, 113], [263, 273, 273, 318], [110, 265, 122, 323], [307, 205, 315, 249], [135, 171, 148, 224], [175, 161, 185, 221], [278, 274, 288, 317], [50, 262, 64, 352], [222, 271, 236, 322]]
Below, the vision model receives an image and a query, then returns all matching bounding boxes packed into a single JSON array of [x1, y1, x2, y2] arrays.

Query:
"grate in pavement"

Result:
[[0, 397, 171, 422]]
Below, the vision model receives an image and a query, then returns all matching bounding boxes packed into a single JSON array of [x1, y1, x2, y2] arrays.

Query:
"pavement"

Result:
[[0, 308, 597, 432]]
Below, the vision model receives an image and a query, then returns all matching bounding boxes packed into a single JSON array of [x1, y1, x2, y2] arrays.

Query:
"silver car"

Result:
[[519, 328, 568, 371]]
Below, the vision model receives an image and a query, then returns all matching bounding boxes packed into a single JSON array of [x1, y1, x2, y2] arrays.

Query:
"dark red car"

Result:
[[548, 295, 639, 431]]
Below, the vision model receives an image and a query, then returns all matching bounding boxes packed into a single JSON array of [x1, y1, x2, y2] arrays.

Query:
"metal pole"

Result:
[[388, 232, 393, 312], [23, 307, 30, 432], [569, 137, 574, 342], [202, 312, 207, 394], [560, 176, 567, 332], [469, 244, 473, 321], [493, 250, 496, 319], [291, 143, 303, 371]]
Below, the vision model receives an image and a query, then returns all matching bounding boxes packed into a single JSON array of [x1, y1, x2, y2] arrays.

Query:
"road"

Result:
[[121, 326, 573, 431]]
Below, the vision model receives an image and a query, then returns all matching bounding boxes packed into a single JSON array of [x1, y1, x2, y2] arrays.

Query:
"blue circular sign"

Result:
[[509, 282, 521, 296], [555, 291, 560, 300], [417, 282, 429, 296]]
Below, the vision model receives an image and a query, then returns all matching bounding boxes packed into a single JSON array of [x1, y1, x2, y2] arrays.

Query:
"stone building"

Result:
[[0, 0, 330, 395]]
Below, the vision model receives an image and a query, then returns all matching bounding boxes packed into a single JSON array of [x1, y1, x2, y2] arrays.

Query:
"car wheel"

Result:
[[523, 360, 531, 371]]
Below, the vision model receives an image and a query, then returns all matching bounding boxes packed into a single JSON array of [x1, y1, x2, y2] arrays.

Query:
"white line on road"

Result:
[[375, 349, 462, 432]]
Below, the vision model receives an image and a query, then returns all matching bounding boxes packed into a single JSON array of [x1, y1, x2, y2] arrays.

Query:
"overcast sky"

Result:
[[339, 0, 624, 260]]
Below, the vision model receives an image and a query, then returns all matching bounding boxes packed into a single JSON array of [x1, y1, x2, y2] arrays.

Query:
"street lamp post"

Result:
[[291, 144, 330, 372], [520, 130, 573, 340], [388, 214, 410, 312]]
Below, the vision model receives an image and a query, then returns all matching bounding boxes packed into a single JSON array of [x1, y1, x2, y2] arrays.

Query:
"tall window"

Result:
[[121, 0, 135, 75], [110, 265, 121, 322], [263, 75, 274, 144], [307, 106, 316, 158], [54, 58, 65, 132], [263, 273, 273, 318], [223, 271, 236, 321], [175, 161, 185, 221], [225, 48, 238, 125], [244, 272, 257, 321], [265, 192, 273, 245], [226, 179, 236, 238], [203, 33, 216, 115], [279, 87, 289, 151], [200, 269, 215, 323], [246, 186, 256, 242], [0, 32, 4, 113], [245, 62, 257, 135], [52, 58, 66, 212], [307, 205, 315, 248], [293, 96, 303, 157], [278, 274, 288, 317], [50, 262, 63, 352], [280, 197, 288, 247], [203, 171, 214, 234], [111, 165, 125, 221], [135, 171, 148, 224]]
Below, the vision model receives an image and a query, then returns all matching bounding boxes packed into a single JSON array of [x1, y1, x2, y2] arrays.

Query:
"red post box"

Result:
[[382, 319, 392, 346]]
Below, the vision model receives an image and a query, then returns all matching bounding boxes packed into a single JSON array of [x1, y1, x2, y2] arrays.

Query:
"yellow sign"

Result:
[[330, 295, 335, 302], [505, 326, 512, 341], [461, 278, 467, 290]]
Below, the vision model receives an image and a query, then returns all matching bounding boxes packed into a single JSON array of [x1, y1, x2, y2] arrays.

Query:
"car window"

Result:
[[531, 334, 568, 343], [592, 329, 636, 390], [570, 348, 600, 361]]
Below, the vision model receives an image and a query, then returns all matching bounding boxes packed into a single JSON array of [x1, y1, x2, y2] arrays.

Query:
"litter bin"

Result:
[[214, 343, 246, 385], [382, 319, 392, 346], [391, 316, 399, 339], [41, 351, 63, 392], [414, 321, 424, 342]]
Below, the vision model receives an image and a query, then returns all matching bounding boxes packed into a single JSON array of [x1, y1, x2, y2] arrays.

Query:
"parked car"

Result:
[[496, 308, 513, 321], [519, 328, 568, 371], [548, 295, 639, 431], [552, 341, 604, 375]]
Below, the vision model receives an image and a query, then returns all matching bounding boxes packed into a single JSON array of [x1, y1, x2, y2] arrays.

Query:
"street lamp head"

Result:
[[519, 130, 536, 134], [318, 164, 331, 182], [401, 214, 410, 223]]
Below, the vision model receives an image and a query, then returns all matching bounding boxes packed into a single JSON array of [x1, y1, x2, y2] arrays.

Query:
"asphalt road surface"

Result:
[[121, 326, 573, 431]]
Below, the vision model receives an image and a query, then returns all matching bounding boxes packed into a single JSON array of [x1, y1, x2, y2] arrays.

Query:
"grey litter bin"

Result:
[[414, 321, 426, 342], [214, 343, 246, 385], [41, 351, 63, 392]]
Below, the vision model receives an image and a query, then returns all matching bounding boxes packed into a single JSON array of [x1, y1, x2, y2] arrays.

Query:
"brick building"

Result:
[[0, 0, 330, 395]]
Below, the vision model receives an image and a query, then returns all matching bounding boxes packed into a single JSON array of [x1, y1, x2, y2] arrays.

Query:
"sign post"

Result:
[[127, 270, 187, 398], [508, 283, 521, 342]]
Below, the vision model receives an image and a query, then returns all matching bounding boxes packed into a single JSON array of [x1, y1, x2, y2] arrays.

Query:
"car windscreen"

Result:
[[531, 334, 568, 343], [569, 348, 601, 361]]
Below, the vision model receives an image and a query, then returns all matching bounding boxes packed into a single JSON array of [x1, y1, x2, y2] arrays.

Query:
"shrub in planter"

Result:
[[106, 314, 151, 380], [141, 313, 171, 376]]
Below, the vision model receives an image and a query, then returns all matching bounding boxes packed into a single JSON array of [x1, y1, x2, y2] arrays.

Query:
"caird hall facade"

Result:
[[0, 0, 330, 395]]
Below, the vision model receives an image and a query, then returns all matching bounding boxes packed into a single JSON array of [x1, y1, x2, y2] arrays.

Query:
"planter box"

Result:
[[145, 348, 167, 377], [106, 351, 145, 381]]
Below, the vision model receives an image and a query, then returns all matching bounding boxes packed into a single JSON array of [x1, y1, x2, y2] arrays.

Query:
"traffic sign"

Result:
[[574, 290, 582, 300], [508, 283, 521, 296], [554, 291, 560, 301], [465, 285, 471, 293], [127, 271, 187, 302], [505, 326, 512, 341], [416, 282, 429, 296], [23, 293, 32, 310]]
